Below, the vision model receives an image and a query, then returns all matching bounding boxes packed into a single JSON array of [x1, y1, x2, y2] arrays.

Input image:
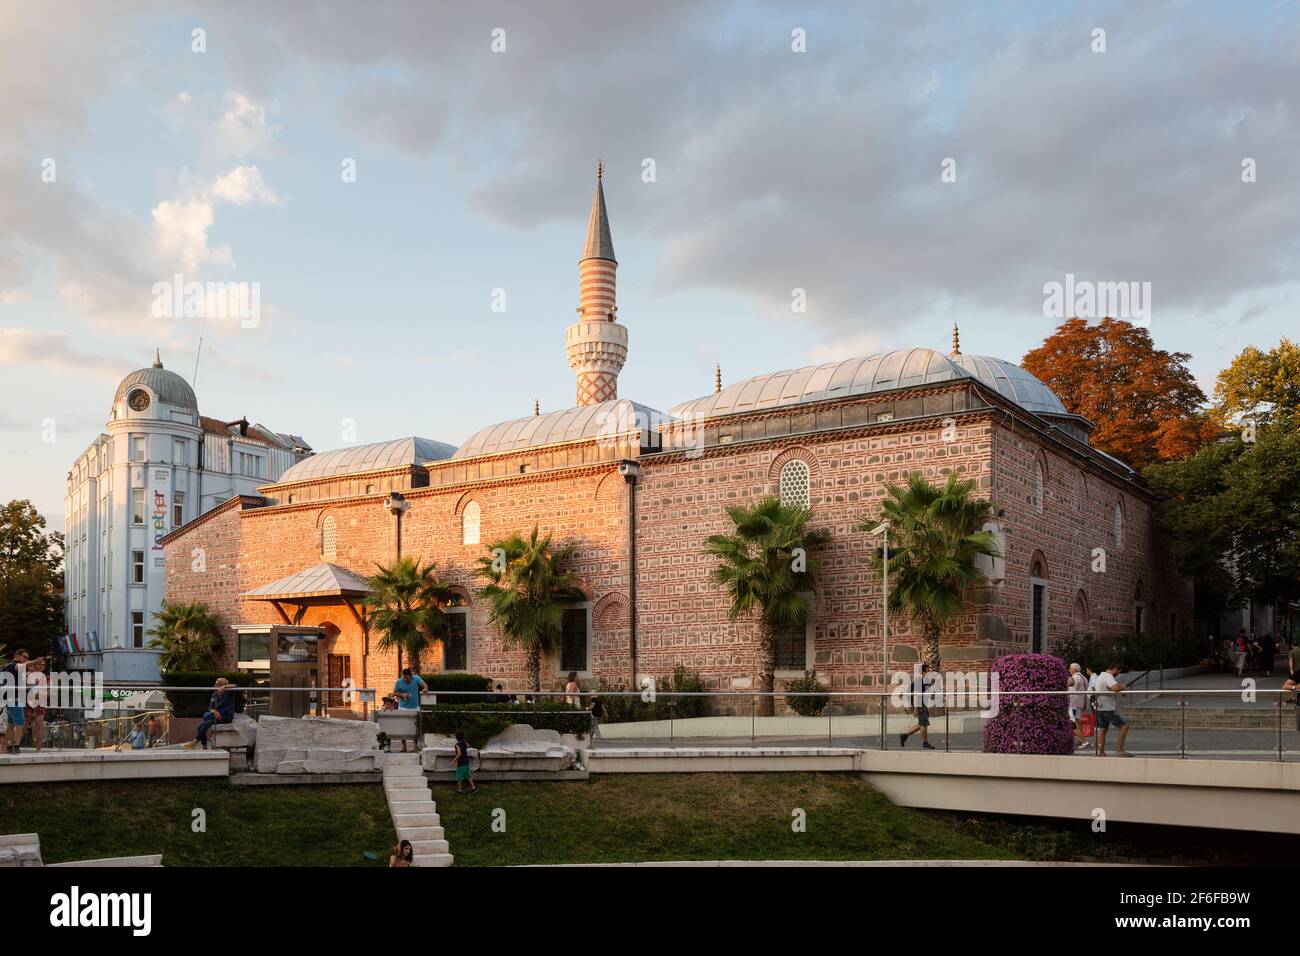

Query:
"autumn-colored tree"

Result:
[[1212, 337, 1300, 428], [1021, 318, 1217, 468]]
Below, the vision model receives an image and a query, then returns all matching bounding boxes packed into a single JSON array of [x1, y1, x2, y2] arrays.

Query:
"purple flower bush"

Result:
[[981, 653, 1075, 755]]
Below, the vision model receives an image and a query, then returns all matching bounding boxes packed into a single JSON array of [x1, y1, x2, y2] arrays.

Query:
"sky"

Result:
[[2, 0, 1298, 532]]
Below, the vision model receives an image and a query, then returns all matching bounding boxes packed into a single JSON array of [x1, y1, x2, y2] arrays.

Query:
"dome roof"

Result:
[[668, 348, 1066, 420], [113, 354, 198, 411], [275, 436, 457, 484], [453, 399, 664, 459]]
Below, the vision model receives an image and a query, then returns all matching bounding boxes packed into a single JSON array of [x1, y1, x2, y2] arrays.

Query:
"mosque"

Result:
[[160, 167, 1192, 700]]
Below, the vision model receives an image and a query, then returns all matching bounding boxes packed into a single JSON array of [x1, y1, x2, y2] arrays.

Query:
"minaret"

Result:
[[566, 162, 628, 406]]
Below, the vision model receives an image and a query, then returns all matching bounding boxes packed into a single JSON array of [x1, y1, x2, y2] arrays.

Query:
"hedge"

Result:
[[417, 672, 493, 700], [161, 671, 259, 718], [420, 701, 591, 748], [599, 665, 711, 722]]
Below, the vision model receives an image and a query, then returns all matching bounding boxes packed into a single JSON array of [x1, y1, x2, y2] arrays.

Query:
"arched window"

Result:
[[1033, 461, 1045, 513], [1029, 554, 1049, 654], [1113, 500, 1124, 548], [778, 459, 810, 509], [1072, 590, 1089, 631], [462, 501, 481, 546], [321, 515, 337, 559]]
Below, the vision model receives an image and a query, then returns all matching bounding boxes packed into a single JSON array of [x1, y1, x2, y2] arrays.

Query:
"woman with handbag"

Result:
[[1067, 663, 1091, 751]]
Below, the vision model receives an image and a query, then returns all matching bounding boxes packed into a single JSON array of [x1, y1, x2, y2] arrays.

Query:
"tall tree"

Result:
[[704, 498, 830, 714], [475, 527, 583, 692], [148, 601, 223, 672], [1212, 337, 1300, 428], [0, 500, 64, 658], [365, 557, 457, 674], [1021, 318, 1217, 467], [860, 473, 1000, 670]]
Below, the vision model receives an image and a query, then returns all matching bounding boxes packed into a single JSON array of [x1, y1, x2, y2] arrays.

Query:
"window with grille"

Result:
[[779, 459, 811, 509], [443, 611, 469, 671], [322, 515, 337, 559], [774, 624, 808, 671], [1033, 461, 1044, 513], [1114, 501, 1123, 548], [560, 607, 589, 673], [462, 501, 481, 545]]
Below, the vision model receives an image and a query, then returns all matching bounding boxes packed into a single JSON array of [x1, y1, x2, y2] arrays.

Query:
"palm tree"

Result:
[[704, 497, 831, 714], [148, 601, 223, 672], [860, 472, 1000, 669], [365, 558, 458, 674], [475, 526, 582, 692]]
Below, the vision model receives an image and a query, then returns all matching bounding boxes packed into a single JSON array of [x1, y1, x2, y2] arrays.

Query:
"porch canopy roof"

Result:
[[242, 562, 372, 601], [241, 562, 372, 626]]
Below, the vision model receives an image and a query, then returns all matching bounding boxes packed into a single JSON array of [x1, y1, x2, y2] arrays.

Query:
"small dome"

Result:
[[113, 353, 198, 411], [275, 436, 456, 484], [950, 353, 1067, 416], [453, 399, 665, 459]]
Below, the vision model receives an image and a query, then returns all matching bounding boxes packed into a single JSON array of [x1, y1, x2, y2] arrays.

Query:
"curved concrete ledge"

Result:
[[861, 750, 1300, 834], [585, 747, 862, 773], [0, 750, 228, 784]]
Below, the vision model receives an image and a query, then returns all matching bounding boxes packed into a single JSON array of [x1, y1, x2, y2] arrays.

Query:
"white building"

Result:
[[63, 351, 311, 684]]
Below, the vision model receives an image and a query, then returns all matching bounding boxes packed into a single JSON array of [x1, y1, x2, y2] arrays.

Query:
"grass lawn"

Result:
[[433, 773, 1019, 865], [0, 780, 396, 866]]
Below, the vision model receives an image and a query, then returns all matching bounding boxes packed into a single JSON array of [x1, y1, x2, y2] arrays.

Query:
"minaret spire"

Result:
[[566, 163, 627, 406], [152, 348, 163, 368], [715, 364, 722, 394], [951, 322, 961, 356]]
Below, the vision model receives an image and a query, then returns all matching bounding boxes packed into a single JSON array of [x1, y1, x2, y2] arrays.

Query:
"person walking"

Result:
[[452, 730, 477, 794], [1067, 662, 1090, 751], [25, 657, 48, 752], [1094, 664, 1132, 757], [589, 694, 604, 742], [564, 671, 580, 706], [1259, 632, 1277, 678], [2, 648, 29, 754], [899, 663, 935, 749], [1235, 630, 1249, 677]]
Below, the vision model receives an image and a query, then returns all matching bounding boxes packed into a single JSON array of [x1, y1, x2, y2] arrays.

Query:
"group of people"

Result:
[[1066, 663, 1132, 756], [1, 648, 50, 754], [1216, 630, 1288, 678]]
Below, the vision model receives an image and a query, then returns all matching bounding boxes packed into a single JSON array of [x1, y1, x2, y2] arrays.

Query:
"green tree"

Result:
[[704, 497, 831, 714], [148, 601, 223, 672], [0, 499, 65, 658], [1147, 426, 1300, 611], [860, 473, 1000, 669], [1212, 337, 1300, 428], [475, 527, 582, 692], [365, 557, 457, 674]]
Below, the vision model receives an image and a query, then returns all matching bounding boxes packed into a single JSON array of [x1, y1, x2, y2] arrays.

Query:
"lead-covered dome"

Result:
[[113, 352, 198, 411], [275, 436, 457, 483]]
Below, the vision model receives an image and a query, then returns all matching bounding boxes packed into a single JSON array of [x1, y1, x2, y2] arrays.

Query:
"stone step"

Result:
[[384, 764, 425, 778], [392, 813, 441, 829], [395, 825, 444, 842], [412, 853, 454, 868], [407, 839, 450, 854], [390, 801, 438, 816], [385, 788, 432, 803], [386, 752, 422, 764]]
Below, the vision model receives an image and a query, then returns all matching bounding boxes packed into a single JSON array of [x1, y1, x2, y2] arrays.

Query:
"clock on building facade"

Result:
[[127, 389, 151, 411]]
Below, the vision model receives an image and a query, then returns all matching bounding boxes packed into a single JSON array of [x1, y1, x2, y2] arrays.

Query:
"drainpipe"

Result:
[[385, 492, 408, 560], [620, 461, 641, 687]]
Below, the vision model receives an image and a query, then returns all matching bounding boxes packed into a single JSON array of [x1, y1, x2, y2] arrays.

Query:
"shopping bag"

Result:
[[1078, 712, 1096, 738]]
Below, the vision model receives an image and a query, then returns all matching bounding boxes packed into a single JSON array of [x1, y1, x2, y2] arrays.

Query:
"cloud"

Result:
[[0, 328, 131, 378], [211, 165, 282, 206], [152, 199, 234, 273]]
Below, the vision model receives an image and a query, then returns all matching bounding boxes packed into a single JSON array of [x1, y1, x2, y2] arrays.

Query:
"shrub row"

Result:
[[160, 671, 259, 717], [419, 701, 591, 748]]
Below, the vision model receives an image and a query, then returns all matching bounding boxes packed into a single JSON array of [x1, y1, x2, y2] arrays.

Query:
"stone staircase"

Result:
[[383, 752, 453, 867]]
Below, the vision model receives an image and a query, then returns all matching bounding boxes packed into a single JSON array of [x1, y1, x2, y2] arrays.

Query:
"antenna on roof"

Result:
[[192, 337, 204, 398]]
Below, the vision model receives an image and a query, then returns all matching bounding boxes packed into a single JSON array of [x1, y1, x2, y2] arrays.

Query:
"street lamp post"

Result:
[[869, 521, 891, 693]]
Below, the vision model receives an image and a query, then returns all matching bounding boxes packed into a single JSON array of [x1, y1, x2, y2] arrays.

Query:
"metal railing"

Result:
[[410, 687, 1300, 762]]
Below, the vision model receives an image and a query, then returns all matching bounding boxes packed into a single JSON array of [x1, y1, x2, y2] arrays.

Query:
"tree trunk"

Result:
[[757, 623, 776, 717], [921, 616, 941, 670], [527, 645, 541, 693]]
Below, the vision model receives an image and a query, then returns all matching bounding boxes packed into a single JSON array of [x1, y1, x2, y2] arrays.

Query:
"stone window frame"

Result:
[[1029, 552, 1050, 654], [774, 592, 816, 679], [1032, 454, 1047, 514], [321, 514, 338, 560], [462, 500, 481, 546], [554, 601, 593, 678], [440, 606, 471, 673]]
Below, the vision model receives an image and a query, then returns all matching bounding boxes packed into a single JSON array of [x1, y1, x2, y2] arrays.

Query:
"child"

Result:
[[452, 730, 477, 795], [590, 694, 604, 740]]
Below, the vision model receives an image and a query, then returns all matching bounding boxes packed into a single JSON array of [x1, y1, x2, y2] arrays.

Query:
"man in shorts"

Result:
[[1094, 663, 1132, 757], [899, 662, 935, 749], [2, 648, 29, 755]]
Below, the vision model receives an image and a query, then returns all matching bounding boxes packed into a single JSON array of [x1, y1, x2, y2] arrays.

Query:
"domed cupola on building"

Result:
[[111, 349, 199, 422]]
